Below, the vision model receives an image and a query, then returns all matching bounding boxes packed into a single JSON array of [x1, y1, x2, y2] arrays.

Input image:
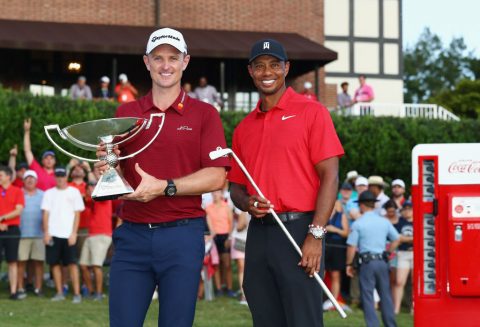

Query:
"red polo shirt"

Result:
[[228, 87, 344, 213], [115, 90, 230, 223], [69, 181, 91, 229], [0, 184, 25, 226], [30, 159, 56, 191], [85, 197, 113, 236]]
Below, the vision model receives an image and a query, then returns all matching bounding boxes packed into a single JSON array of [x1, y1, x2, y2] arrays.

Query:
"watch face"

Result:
[[167, 187, 176, 196]]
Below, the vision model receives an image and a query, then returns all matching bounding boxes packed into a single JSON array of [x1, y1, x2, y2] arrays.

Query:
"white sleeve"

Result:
[[41, 190, 51, 211], [72, 189, 85, 212]]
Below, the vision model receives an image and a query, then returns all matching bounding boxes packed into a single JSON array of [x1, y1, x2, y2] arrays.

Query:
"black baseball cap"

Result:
[[249, 39, 288, 63], [54, 166, 67, 177], [340, 182, 353, 191], [16, 162, 29, 171]]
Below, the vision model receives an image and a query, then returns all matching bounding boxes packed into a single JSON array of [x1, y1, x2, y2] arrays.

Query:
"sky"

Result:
[[403, 0, 480, 56]]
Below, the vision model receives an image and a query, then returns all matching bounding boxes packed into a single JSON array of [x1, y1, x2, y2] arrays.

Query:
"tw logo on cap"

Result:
[[263, 42, 270, 50]]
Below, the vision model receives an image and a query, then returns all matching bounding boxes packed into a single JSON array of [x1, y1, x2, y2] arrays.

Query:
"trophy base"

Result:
[[91, 168, 134, 202]]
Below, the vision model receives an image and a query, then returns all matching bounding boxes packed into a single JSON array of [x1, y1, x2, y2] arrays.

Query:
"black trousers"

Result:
[[243, 216, 325, 327]]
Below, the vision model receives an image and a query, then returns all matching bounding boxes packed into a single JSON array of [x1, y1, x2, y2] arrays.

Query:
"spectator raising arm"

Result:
[[23, 118, 34, 166]]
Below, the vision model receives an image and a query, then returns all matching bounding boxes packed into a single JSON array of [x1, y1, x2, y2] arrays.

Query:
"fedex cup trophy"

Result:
[[44, 113, 165, 201]]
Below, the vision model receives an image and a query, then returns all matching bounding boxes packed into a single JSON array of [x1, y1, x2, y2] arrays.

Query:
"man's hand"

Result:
[[121, 163, 165, 202], [247, 195, 272, 218], [0, 224, 8, 232], [9, 145, 18, 157], [299, 234, 322, 277], [346, 265, 355, 277], [94, 143, 120, 174], [44, 233, 52, 245], [68, 232, 77, 246], [24, 118, 31, 132]]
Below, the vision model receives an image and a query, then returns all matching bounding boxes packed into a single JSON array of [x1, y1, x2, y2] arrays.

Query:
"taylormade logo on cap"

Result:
[[146, 28, 187, 55]]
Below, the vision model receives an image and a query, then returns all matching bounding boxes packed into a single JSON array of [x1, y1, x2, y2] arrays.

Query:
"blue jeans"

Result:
[[109, 218, 205, 327]]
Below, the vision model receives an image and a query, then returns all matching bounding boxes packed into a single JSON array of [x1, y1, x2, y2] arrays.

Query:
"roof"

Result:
[[0, 19, 337, 64]]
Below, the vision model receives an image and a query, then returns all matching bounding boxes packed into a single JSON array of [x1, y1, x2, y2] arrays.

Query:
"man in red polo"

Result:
[[229, 39, 344, 327], [96, 27, 229, 327], [23, 118, 56, 191], [0, 165, 25, 300]]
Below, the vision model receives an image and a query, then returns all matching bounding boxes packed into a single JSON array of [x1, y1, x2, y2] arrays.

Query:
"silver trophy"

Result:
[[44, 113, 165, 201]]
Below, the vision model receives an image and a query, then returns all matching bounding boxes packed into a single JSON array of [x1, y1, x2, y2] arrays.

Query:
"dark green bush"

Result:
[[1, 88, 479, 194]]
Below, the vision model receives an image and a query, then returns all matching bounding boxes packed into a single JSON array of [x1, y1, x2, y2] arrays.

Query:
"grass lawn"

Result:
[[0, 287, 413, 327]]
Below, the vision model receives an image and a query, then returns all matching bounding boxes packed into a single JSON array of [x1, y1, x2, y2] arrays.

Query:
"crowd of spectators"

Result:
[[0, 118, 118, 303], [322, 171, 414, 316]]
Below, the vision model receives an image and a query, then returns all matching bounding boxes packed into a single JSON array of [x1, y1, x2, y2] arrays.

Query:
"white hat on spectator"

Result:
[[346, 170, 359, 181], [392, 179, 405, 188], [355, 176, 368, 187], [23, 170, 38, 180], [118, 73, 128, 82], [368, 175, 387, 187], [100, 76, 110, 84]]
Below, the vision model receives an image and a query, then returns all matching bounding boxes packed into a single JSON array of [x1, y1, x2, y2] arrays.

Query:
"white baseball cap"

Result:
[[355, 176, 368, 187], [146, 28, 187, 55], [392, 179, 405, 188], [346, 170, 359, 181], [23, 170, 38, 180], [100, 76, 110, 83], [118, 73, 128, 82]]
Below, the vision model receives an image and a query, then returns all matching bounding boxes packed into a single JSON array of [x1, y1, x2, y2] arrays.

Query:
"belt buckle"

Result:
[[148, 223, 159, 229]]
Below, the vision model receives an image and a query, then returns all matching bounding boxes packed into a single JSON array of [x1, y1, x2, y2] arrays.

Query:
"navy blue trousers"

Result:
[[109, 218, 205, 327], [359, 259, 397, 327]]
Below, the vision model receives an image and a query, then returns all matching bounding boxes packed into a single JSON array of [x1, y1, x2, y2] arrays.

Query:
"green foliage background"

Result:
[[1, 88, 479, 193]]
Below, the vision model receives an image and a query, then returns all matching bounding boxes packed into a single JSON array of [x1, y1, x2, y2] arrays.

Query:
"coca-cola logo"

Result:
[[448, 160, 480, 174]]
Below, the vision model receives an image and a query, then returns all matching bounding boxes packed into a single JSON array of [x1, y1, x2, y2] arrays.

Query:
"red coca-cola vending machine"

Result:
[[412, 143, 480, 326]]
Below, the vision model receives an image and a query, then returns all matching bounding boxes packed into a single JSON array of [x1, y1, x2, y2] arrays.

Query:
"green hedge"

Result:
[[1, 88, 479, 194]]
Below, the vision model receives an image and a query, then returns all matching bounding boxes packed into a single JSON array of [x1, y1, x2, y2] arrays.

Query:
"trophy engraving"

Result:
[[44, 113, 165, 201]]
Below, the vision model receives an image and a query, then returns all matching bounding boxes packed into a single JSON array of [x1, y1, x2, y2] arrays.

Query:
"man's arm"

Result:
[[68, 211, 80, 246], [43, 210, 51, 245], [346, 245, 357, 277], [299, 156, 339, 277], [121, 164, 226, 202], [0, 204, 23, 222], [23, 118, 34, 165], [8, 145, 17, 181]]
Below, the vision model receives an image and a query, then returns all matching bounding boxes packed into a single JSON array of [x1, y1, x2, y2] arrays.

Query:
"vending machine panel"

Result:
[[448, 195, 480, 296]]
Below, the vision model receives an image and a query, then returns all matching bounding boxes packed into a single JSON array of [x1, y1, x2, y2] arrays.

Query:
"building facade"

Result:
[[0, 0, 403, 108], [324, 0, 403, 105]]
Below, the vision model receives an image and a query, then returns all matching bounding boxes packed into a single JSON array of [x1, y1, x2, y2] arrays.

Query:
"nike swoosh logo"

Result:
[[281, 115, 296, 121]]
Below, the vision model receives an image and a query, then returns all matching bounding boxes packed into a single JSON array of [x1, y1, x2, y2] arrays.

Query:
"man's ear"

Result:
[[143, 55, 150, 71]]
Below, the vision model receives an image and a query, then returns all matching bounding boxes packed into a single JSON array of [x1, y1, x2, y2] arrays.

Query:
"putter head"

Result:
[[209, 148, 232, 160]]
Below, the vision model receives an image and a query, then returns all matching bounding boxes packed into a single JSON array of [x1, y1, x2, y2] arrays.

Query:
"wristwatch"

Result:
[[308, 224, 327, 240], [164, 179, 177, 197]]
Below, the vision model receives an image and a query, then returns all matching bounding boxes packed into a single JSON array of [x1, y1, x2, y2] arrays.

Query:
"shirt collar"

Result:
[[140, 90, 187, 115], [254, 87, 295, 115]]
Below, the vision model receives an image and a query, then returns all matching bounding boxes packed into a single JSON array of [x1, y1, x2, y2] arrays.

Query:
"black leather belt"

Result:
[[124, 218, 197, 229], [257, 211, 314, 225], [359, 252, 385, 264]]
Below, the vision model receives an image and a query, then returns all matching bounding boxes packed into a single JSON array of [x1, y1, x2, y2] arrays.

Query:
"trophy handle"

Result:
[[118, 113, 165, 160], [44, 125, 99, 163]]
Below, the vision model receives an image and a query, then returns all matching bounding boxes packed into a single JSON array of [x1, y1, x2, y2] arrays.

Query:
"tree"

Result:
[[429, 79, 480, 119], [404, 28, 472, 103]]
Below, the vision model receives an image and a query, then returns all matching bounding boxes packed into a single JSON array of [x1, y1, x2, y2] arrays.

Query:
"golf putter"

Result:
[[210, 148, 347, 319]]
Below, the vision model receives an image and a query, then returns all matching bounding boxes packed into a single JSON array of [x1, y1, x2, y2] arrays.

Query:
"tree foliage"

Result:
[[404, 28, 475, 103], [429, 79, 480, 119], [1, 88, 479, 194]]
